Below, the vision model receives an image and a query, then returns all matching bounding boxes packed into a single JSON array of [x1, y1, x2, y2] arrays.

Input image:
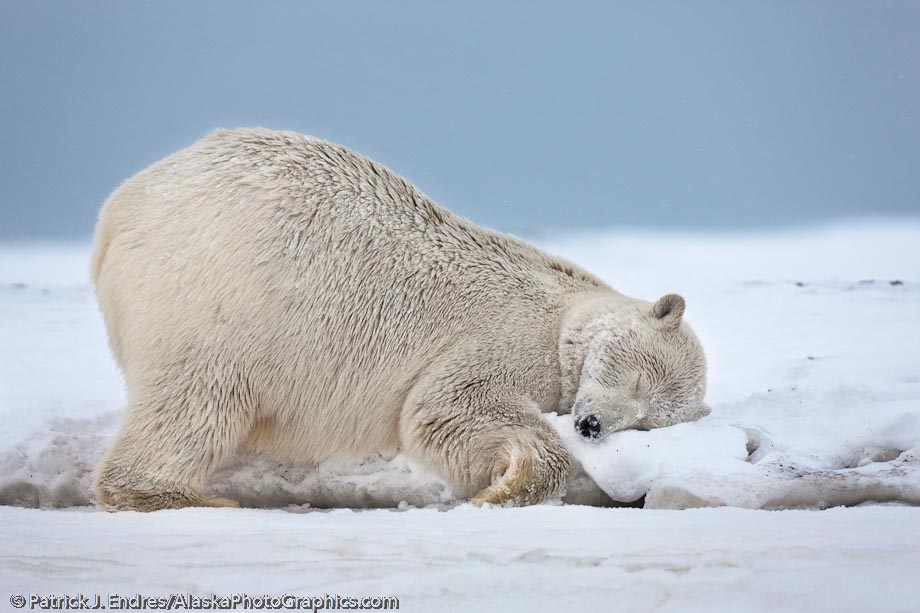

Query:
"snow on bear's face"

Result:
[[573, 294, 709, 442]]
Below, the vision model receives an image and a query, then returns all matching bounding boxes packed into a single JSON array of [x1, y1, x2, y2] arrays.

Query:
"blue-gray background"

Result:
[[1, 0, 918, 239]]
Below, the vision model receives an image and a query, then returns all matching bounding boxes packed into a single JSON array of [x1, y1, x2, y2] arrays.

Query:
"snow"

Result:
[[3, 505, 919, 612], [1, 219, 919, 609], [544, 220, 920, 510]]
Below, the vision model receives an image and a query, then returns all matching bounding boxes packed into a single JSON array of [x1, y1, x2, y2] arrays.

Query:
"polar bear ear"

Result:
[[653, 294, 685, 329]]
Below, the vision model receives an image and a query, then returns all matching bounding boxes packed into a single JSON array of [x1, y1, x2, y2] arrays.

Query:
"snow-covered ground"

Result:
[[3, 505, 918, 612], [1, 220, 919, 610]]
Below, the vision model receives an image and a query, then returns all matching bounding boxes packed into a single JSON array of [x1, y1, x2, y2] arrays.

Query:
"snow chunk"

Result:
[[550, 414, 749, 502]]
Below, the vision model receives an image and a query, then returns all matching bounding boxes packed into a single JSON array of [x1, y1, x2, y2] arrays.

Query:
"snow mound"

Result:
[[553, 415, 750, 502], [554, 405, 920, 509]]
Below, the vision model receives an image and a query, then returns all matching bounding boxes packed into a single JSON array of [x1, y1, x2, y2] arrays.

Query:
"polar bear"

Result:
[[91, 128, 709, 511]]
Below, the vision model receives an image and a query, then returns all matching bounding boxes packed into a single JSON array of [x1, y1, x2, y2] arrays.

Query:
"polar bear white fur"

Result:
[[91, 128, 708, 511]]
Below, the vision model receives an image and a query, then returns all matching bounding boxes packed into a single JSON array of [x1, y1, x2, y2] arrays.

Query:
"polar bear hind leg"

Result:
[[95, 371, 254, 511]]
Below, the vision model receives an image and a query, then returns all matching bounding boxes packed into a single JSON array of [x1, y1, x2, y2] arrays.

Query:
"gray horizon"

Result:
[[1, 0, 918, 240]]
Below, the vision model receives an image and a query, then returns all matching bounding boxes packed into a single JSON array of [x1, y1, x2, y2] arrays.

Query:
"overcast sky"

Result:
[[1, 1, 918, 239]]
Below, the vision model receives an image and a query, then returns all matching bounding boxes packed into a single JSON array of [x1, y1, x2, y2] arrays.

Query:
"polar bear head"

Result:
[[564, 294, 709, 442]]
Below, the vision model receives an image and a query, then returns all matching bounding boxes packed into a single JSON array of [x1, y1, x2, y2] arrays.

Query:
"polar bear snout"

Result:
[[575, 415, 602, 440]]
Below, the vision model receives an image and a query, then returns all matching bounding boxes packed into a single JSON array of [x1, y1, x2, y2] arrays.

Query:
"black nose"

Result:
[[576, 414, 602, 439]]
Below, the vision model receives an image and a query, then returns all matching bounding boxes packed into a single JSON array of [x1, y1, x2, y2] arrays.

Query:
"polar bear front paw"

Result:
[[469, 436, 570, 507]]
